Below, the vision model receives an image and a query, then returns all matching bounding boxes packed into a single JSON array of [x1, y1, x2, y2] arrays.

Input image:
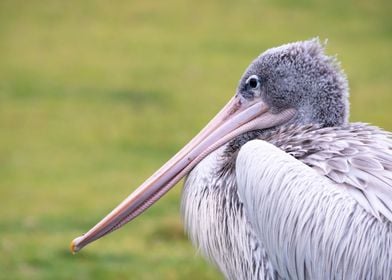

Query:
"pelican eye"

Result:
[[246, 75, 260, 90]]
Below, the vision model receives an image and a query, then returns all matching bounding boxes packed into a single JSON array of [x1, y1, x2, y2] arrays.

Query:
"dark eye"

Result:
[[246, 75, 260, 90]]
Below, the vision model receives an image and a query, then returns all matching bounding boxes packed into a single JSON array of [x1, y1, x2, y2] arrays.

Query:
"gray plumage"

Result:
[[238, 39, 349, 127], [181, 39, 392, 279]]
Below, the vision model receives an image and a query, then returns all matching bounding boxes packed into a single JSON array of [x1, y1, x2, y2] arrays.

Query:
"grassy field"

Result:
[[0, 0, 391, 279]]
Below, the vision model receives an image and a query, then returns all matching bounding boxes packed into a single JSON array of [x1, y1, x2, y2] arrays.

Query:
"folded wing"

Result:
[[236, 139, 392, 279]]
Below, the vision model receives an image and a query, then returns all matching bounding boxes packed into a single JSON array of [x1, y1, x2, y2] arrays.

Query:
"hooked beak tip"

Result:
[[70, 236, 83, 254]]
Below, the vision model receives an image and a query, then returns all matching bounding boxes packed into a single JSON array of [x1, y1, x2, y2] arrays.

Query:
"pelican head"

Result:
[[239, 39, 349, 127], [71, 38, 348, 253]]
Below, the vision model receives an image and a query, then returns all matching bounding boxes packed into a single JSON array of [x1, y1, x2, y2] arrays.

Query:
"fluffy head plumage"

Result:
[[237, 38, 349, 127]]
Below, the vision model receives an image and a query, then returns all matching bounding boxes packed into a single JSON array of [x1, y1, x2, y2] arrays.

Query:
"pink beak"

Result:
[[71, 94, 295, 253]]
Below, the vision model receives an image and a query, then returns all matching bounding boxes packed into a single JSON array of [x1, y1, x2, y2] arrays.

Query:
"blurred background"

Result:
[[0, 0, 390, 279]]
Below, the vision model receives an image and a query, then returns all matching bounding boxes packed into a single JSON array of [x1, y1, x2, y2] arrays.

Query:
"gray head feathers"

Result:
[[238, 38, 349, 127]]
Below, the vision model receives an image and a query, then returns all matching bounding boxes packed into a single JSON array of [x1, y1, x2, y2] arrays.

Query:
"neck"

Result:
[[181, 146, 278, 279]]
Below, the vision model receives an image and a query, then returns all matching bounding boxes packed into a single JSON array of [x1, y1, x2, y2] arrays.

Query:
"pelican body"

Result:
[[183, 124, 392, 279], [71, 39, 392, 279]]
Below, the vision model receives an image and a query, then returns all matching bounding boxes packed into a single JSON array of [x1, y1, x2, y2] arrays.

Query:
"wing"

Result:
[[263, 123, 392, 222], [236, 140, 392, 279]]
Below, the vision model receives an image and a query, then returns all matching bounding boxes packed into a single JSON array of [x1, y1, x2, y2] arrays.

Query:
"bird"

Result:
[[71, 39, 392, 279]]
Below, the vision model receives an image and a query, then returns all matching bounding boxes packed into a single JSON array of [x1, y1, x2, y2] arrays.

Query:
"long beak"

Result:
[[71, 95, 295, 253]]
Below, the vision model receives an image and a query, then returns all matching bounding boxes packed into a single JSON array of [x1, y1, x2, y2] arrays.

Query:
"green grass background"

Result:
[[0, 0, 391, 279]]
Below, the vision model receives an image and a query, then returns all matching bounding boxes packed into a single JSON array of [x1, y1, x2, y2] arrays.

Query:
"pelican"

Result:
[[71, 39, 392, 279]]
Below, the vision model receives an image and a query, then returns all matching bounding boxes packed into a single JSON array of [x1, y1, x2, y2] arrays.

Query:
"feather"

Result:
[[350, 156, 384, 171]]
